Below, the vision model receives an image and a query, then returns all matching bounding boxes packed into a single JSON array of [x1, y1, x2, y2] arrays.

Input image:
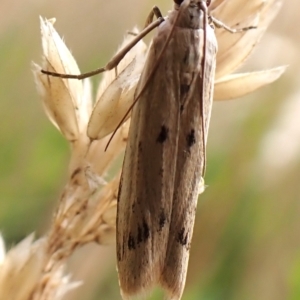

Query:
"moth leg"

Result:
[[210, 16, 256, 33], [41, 15, 164, 80], [144, 6, 163, 28]]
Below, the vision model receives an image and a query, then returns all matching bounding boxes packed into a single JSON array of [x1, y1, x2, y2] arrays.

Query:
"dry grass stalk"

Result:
[[0, 0, 285, 299]]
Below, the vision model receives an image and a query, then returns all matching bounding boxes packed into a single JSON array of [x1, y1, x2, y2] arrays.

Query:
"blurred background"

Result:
[[0, 0, 299, 299]]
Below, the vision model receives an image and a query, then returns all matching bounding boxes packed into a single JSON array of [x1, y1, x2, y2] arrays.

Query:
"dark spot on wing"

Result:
[[138, 141, 142, 151], [156, 125, 169, 143], [128, 233, 135, 250], [186, 129, 196, 147], [143, 220, 150, 240], [137, 225, 143, 244], [180, 84, 190, 97], [128, 221, 150, 246], [177, 227, 188, 246], [159, 210, 166, 231], [180, 104, 184, 113]]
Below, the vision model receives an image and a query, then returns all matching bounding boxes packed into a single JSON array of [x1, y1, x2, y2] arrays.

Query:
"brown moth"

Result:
[[116, 0, 216, 299], [40, 1, 256, 298]]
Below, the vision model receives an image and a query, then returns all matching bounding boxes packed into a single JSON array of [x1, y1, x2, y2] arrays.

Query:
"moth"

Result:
[[117, 0, 216, 299], [41, 0, 255, 298]]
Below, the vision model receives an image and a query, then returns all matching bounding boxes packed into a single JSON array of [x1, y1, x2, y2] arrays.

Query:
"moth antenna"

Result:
[[41, 17, 163, 79], [199, 0, 208, 176], [105, 1, 188, 151]]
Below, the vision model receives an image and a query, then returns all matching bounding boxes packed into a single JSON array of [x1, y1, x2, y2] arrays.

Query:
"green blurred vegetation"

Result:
[[0, 0, 299, 300], [0, 27, 69, 242]]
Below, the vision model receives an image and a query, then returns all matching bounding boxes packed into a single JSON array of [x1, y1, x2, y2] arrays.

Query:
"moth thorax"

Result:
[[174, 1, 205, 30]]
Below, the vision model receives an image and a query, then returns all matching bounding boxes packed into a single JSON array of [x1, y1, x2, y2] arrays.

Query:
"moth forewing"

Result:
[[117, 0, 217, 299], [161, 22, 217, 298]]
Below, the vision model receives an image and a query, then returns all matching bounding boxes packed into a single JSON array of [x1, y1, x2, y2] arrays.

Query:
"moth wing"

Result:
[[117, 19, 181, 297], [160, 24, 218, 299]]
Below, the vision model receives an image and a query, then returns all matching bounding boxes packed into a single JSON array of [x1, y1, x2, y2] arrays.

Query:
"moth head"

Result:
[[174, 0, 211, 8], [174, 0, 209, 29]]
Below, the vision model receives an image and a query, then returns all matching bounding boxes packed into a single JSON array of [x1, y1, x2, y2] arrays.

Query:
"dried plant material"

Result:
[[33, 18, 84, 141], [79, 174, 119, 245], [86, 121, 129, 175], [214, 66, 287, 100], [88, 29, 147, 140], [0, 235, 45, 300], [29, 12, 147, 299], [0, 235, 81, 300], [212, 0, 282, 79]]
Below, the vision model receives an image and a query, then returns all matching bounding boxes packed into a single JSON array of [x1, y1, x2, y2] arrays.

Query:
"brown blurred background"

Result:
[[0, 0, 299, 299]]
